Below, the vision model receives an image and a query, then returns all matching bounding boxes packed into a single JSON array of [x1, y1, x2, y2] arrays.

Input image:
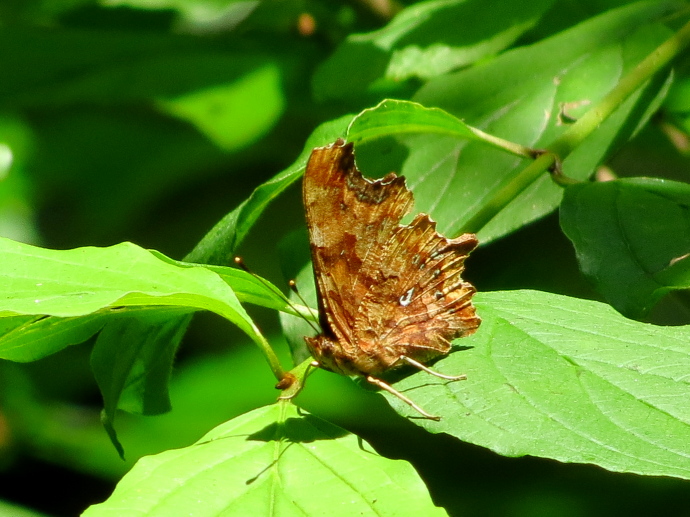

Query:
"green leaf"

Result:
[[0, 236, 281, 454], [408, 1, 678, 242], [313, 0, 555, 103], [0, 257, 290, 363], [0, 235, 272, 348], [82, 402, 447, 517], [347, 99, 479, 145], [185, 115, 351, 264], [0, 313, 108, 362], [92, 310, 192, 459], [384, 290, 690, 479], [93, 314, 189, 418], [156, 63, 284, 151], [0, 237, 257, 337], [559, 178, 690, 318]]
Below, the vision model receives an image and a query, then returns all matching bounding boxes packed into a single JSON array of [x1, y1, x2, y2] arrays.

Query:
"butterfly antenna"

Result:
[[288, 280, 321, 334], [233, 257, 320, 334]]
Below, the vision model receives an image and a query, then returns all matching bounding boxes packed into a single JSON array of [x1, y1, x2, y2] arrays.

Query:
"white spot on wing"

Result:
[[399, 287, 414, 306]]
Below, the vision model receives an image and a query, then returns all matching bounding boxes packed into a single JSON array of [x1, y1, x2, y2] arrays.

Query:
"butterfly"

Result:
[[302, 139, 480, 419]]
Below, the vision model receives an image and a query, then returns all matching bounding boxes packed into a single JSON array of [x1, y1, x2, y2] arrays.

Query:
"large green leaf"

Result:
[[0, 236, 280, 455], [156, 62, 285, 151], [313, 0, 555, 103], [0, 235, 287, 360], [406, 1, 678, 242], [82, 402, 447, 517], [0, 237, 256, 336], [382, 290, 690, 479], [0, 256, 290, 364], [559, 178, 690, 318]]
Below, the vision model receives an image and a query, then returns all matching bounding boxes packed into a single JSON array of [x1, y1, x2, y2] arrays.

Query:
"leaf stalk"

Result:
[[463, 16, 690, 234]]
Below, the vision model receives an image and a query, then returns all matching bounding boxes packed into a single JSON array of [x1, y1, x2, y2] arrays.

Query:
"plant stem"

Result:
[[550, 17, 690, 158], [251, 329, 286, 382], [278, 357, 315, 400], [467, 125, 535, 159], [462, 16, 690, 234]]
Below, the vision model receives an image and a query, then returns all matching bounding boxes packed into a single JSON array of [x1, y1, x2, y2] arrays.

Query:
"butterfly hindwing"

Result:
[[356, 213, 479, 363]]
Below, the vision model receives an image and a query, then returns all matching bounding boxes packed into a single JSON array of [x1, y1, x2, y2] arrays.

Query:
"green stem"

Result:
[[251, 329, 286, 382], [278, 357, 315, 400], [467, 125, 535, 159], [462, 16, 690, 234], [550, 17, 690, 158]]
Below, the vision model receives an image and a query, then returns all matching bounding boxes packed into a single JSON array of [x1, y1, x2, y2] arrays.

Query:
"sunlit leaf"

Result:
[[83, 402, 447, 517], [384, 290, 690, 480], [348, 99, 478, 145], [314, 0, 555, 103], [407, 1, 677, 242], [0, 238, 255, 335]]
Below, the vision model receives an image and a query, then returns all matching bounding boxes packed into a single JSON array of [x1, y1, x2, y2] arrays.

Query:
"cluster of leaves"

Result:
[[1, 0, 690, 516]]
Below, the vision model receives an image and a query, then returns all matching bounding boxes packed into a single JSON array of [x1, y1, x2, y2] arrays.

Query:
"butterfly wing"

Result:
[[354, 213, 480, 368], [303, 140, 413, 351]]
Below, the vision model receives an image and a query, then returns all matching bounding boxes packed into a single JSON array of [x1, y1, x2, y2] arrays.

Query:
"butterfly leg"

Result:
[[399, 355, 467, 381], [365, 375, 441, 421]]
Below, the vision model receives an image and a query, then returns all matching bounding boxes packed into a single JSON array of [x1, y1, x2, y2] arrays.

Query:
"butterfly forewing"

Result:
[[303, 140, 413, 348]]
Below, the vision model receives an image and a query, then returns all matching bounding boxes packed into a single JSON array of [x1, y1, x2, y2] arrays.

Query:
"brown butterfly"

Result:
[[302, 139, 480, 420]]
